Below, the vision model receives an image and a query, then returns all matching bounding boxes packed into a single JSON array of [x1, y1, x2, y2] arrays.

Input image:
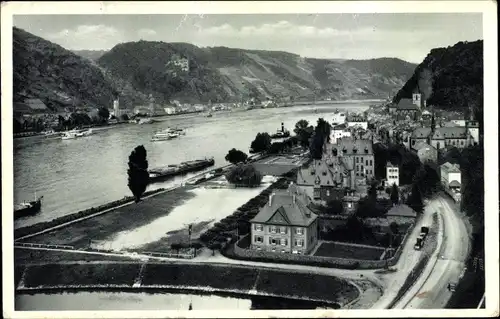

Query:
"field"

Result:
[[313, 242, 385, 261], [16, 187, 195, 249], [252, 155, 305, 176]]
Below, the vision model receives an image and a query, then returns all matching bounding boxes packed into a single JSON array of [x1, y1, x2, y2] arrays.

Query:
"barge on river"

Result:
[[14, 194, 43, 220], [148, 157, 215, 183]]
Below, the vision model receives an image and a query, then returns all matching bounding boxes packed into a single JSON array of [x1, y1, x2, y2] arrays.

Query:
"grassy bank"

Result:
[[17, 262, 358, 306], [14, 248, 143, 265], [16, 187, 195, 249], [14, 187, 169, 240]]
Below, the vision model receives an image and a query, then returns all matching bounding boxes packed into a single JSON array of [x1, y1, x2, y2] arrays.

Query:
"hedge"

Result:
[[14, 188, 166, 239]]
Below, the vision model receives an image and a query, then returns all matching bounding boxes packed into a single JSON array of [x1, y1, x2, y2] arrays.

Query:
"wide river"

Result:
[[13, 101, 373, 229]]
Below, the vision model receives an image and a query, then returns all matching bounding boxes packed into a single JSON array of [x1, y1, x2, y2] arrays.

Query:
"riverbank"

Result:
[[15, 262, 358, 308]]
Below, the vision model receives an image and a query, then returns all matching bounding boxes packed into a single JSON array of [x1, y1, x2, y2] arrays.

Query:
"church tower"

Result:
[[466, 104, 479, 145]]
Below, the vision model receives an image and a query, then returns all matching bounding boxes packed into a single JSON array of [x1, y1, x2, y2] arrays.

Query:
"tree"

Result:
[[225, 163, 263, 187], [294, 119, 314, 149], [309, 133, 324, 160], [325, 199, 344, 215], [98, 107, 110, 121], [127, 145, 149, 202], [407, 183, 424, 214], [250, 132, 272, 153], [225, 148, 248, 165], [368, 182, 378, 202], [390, 184, 399, 205], [315, 118, 331, 143]]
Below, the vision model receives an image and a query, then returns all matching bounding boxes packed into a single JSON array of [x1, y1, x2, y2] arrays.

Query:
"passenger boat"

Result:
[[151, 129, 181, 142], [14, 193, 43, 219], [61, 128, 93, 140]]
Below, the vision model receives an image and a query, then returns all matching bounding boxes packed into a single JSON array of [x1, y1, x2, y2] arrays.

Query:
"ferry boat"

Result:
[[270, 122, 290, 139], [14, 193, 43, 219], [139, 118, 155, 125], [42, 129, 61, 138], [151, 129, 181, 142]]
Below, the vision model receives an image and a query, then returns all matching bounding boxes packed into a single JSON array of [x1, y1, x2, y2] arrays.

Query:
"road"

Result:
[[394, 194, 470, 309], [370, 198, 437, 309]]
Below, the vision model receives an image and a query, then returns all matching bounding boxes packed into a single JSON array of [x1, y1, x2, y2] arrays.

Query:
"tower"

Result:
[[412, 93, 422, 109], [466, 104, 479, 145]]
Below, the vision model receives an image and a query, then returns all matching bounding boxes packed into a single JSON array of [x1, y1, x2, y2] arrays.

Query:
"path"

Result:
[[394, 194, 470, 309]]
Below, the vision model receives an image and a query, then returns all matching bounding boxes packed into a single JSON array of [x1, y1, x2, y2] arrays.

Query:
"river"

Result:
[[15, 290, 334, 310], [13, 102, 373, 229]]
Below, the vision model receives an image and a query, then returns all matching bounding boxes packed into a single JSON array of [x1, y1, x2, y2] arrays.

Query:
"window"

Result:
[[326, 190, 330, 197], [281, 250, 286, 253], [269, 238, 278, 245], [270, 226, 277, 233], [370, 160, 373, 166], [295, 239, 304, 247], [254, 236, 263, 243], [313, 188, 320, 199], [280, 227, 287, 234], [296, 227, 304, 235], [255, 224, 263, 231], [356, 157, 359, 163], [280, 238, 288, 246], [366, 160, 369, 166]]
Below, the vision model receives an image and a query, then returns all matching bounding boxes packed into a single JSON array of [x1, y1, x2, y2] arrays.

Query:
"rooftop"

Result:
[[414, 141, 435, 152], [335, 137, 374, 155], [441, 162, 461, 173], [333, 123, 347, 130], [297, 160, 338, 187], [397, 98, 420, 111], [250, 184, 317, 227], [411, 127, 433, 138], [432, 127, 468, 140], [386, 204, 417, 218]]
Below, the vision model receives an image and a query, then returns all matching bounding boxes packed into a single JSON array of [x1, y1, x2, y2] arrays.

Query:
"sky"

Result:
[[13, 13, 483, 63]]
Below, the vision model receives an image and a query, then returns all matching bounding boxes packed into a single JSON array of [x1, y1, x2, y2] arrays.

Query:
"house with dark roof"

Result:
[[250, 183, 319, 254], [296, 159, 345, 203], [414, 141, 438, 164], [395, 98, 421, 121], [386, 204, 417, 225], [430, 127, 470, 150]]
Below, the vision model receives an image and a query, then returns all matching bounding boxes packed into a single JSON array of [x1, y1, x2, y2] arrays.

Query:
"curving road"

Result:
[[394, 194, 471, 309]]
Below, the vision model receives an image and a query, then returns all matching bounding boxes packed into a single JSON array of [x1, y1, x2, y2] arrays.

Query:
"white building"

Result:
[[332, 111, 347, 125], [329, 124, 351, 144], [346, 115, 368, 130], [386, 162, 399, 187], [164, 107, 176, 115], [466, 120, 480, 145]]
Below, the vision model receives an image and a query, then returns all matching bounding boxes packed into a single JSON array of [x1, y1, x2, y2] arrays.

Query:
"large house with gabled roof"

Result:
[[249, 183, 319, 254]]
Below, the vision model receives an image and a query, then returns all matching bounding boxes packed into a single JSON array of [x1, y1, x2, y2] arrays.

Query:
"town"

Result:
[[7, 8, 492, 316]]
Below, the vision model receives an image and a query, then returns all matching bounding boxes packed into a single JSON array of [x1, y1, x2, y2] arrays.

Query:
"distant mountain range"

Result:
[[13, 26, 418, 111]]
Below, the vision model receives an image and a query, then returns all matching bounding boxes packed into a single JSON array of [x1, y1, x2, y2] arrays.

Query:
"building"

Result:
[[296, 160, 345, 203], [440, 162, 461, 190], [329, 137, 375, 181], [332, 111, 346, 125], [421, 110, 432, 127], [388, 103, 398, 114], [429, 127, 469, 150], [249, 183, 319, 254], [164, 107, 177, 115], [329, 124, 351, 144], [386, 162, 399, 187], [168, 56, 190, 72], [395, 98, 421, 121], [346, 115, 368, 130], [414, 142, 438, 164], [112, 98, 126, 118], [386, 204, 417, 225]]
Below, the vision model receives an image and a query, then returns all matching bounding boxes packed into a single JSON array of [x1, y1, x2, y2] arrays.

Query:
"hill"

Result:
[[13, 27, 417, 110], [97, 41, 417, 105], [393, 40, 483, 119], [13, 27, 118, 112], [72, 49, 108, 61]]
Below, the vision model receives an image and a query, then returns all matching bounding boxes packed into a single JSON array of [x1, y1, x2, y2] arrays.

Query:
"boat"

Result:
[[148, 157, 215, 183], [270, 122, 290, 139], [42, 130, 60, 138], [151, 129, 182, 142], [139, 118, 155, 125], [14, 194, 43, 219], [61, 128, 93, 140], [206, 112, 213, 118]]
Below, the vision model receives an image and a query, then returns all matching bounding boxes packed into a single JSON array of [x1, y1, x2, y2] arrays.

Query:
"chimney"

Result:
[[281, 122, 285, 132], [268, 193, 274, 206]]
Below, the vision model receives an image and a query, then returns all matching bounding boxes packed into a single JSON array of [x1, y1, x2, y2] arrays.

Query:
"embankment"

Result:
[[15, 262, 357, 308]]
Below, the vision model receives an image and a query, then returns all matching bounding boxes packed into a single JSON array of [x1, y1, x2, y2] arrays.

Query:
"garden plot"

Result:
[[313, 242, 385, 261]]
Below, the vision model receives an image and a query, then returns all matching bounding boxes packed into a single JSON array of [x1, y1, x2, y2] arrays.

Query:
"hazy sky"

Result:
[[13, 13, 482, 63]]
